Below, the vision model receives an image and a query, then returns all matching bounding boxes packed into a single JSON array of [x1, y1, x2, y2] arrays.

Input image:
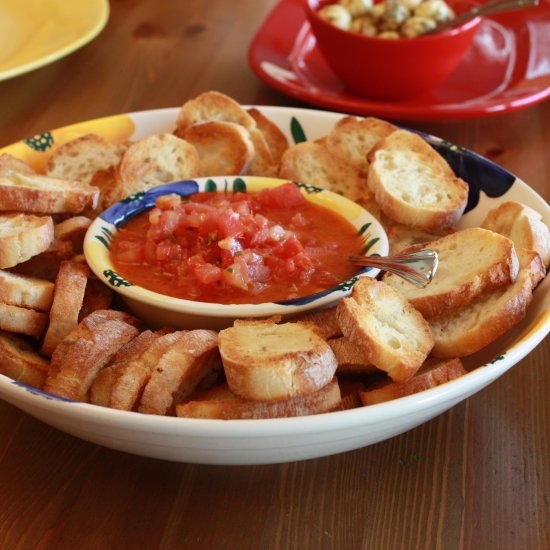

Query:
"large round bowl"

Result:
[[83, 176, 388, 330], [0, 105, 549, 465]]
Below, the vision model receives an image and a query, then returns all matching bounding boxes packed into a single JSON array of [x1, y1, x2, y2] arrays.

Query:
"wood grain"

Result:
[[0, 0, 548, 548]]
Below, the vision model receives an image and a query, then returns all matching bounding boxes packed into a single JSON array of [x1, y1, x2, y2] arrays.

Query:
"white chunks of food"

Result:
[[320, 0, 455, 38]]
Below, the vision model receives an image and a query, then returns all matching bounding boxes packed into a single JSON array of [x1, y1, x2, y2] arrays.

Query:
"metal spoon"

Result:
[[349, 249, 439, 288], [428, 0, 539, 34]]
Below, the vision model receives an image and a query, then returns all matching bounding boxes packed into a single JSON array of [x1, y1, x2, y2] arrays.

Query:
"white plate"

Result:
[[0, 106, 549, 465]]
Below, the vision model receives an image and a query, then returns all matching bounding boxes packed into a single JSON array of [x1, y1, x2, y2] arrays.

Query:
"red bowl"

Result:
[[306, 0, 482, 100]]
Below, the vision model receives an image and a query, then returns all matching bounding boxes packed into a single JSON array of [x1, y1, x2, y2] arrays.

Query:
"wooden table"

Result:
[[0, 1, 548, 548]]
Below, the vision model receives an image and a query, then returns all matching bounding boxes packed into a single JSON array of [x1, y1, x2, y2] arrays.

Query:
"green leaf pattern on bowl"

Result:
[[103, 269, 134, 288], [23, 132, 54, 151]]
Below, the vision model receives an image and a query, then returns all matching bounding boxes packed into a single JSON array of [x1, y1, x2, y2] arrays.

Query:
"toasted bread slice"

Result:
[[0, 153, 36, 176], [360, 357, 467, 405], [336, 380, 367, 410], [139, 329, 220, 415], [176, 377, 341, 419], [336, 277, 434, 382], [383, 228, 520, 319], [429, 249, 545, 358], [0, 270, 54, 311], [246, 128, 276, 176], [0, 173, 99, 214], [367, 129, 468, 231], [290, 307, 342, 339], [328, 337, 379, 375], [387, 223, 455, 255], [106, 134, 201, 206], [247, 108, 289, 164], [175, 90, 256, 133], [44, 310, 141, 401], [325, 116, 397, 175], [89, 329, 160, 407], [41, 261, 90, 356], [219, 321, 338, 401], [0, 330, 50, 388], [481, 201, 550, 268], [0, 214, 54, 269], [0, 303, 48, 337], [45, 134, 126, 184], [108, 330, 188, 411], [54, 216, 92, 254], [78, 278, 112, 321], [278, 141, 371, 203], [181, 120, 254, 176]]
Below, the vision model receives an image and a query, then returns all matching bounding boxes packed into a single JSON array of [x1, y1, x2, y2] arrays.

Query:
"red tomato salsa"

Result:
[[110, 183, 363, 304]]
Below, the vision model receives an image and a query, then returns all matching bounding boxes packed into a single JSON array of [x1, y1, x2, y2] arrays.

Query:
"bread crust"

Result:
[[0, 214, 54, 269], [176, 377, 341, 419], [41, 261, 90, 356], [0, 303, 48, 337], [336, 277, 434, 382], [429, 250, 545, 358], [360, 357, 467, 405], [219, 321, 338, 401], [139, 329, 220, 415], [367, 129, 468, 231], [106, 134, 201, 206], [0, 270, 54, 311], [182, 120, 254, 176], [328, 337, 379, 375], [383, 228, 520, 319], [0, 153, 36, 176], [247, 108, 289, 164], [44, 310, 141, 401], [0, 330, 50, 388], [0, 173, 99, 214]]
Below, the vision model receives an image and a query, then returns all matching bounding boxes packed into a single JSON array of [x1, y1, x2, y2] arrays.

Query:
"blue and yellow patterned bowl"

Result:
[[84, 176, 389, 330]]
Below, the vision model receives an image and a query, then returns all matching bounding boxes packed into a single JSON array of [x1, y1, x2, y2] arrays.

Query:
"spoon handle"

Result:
[[432, 0, 539, 33], [349, 249, 439, 288]]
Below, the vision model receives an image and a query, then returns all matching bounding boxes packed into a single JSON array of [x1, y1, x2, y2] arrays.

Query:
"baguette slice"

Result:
[[247, 108, 289, 164], [367, 129, 468, 231], [328, 336, 379, 375], [360, 357, 467, 405], [429, 249, 545, 358], [44, 310, 141, 401], [45, 133, 126, 184], [0, 213, 54, 269], [106, 133, 201, 206], [54, 216, 92, 253], [219, 321, 338, 401], [139, 329, 220, 415], [0, 153, 36, 176], [481, 201, 550, 268], [383, 228, 520, 319], [41, 261, 90, 356], [325, 116, 397, 175], [246, 128, 276, 176], [0, 270, 54, 311], [0, 173, 99, 214], [387, 223, 455, 255], [0, 303, 48, 337], [89, 329, 161, 407], [0, 330, 50, 388], [108, 330, 189, 411], [175, 90, 256, 133], [278, 141, 371, 203], [336, 277, 434, 382], [176, 378, 341, 420], [181, 120, 254, 176]]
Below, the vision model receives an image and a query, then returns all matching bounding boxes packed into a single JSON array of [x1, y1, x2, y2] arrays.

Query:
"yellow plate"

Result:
[[0, 0, 109, 81]]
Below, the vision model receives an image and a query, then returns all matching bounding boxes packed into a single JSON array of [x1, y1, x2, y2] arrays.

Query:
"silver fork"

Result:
[[349, 249, 439, 288]]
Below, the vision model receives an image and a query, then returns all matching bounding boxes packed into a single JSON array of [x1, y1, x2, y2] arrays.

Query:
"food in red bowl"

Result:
[[306, 0, 482, 99]]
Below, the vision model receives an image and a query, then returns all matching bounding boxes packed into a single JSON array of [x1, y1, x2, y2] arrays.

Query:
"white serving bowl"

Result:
[[0, 105, 549, 465], [83, 176, 388, 330]]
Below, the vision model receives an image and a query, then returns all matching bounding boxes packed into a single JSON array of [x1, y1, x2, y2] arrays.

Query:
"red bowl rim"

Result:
[[305, 0, 482, 42]]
